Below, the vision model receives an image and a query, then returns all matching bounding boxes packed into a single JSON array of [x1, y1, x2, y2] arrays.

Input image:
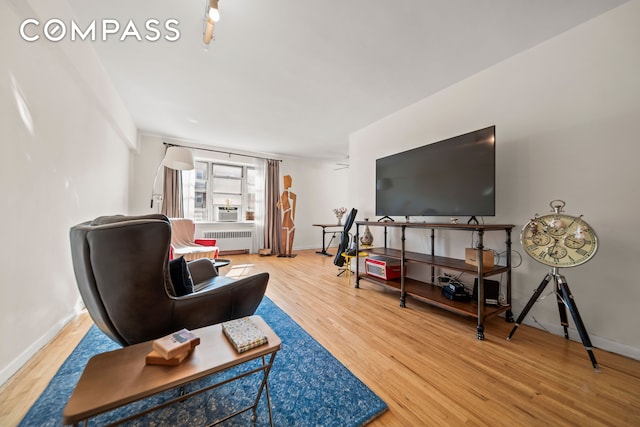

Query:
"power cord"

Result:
[[440, 272, 471, 294], [532, 316, 550, 333], [494, 249, 523, 268]]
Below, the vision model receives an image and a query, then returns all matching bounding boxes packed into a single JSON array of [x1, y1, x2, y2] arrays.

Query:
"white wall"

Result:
[[280, 157, 350, 251], [0, 0, 136, 385], [350, 1, 640, 358], [129, 135, 167, 216]]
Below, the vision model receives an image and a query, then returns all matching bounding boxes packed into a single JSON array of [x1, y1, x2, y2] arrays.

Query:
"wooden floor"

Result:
[[2, 249, 640, 426]]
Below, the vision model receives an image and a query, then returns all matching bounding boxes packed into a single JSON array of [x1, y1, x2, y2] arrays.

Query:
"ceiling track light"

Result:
[[203, 0, 220, 46]]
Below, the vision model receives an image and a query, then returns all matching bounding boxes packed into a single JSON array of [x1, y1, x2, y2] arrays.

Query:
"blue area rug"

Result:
[[19, 297, 387, 426]]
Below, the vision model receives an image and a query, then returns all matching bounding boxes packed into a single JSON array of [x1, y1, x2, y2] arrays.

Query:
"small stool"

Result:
[[341, 251, 368, 285]]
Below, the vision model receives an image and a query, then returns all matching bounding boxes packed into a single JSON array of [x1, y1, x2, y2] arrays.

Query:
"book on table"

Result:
[[221, 317, 268, 353], [145, 349, 193, 366], [150, 329, 200, 360]]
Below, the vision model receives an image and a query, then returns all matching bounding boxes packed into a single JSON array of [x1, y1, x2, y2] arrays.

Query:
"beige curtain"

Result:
[[161, 167, 183, 218], [263, 159, 282, 255]]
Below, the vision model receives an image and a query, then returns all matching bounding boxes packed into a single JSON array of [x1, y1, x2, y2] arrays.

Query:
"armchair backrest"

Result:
[[169, 218, 197, 246], [70, 214, 174, 345]]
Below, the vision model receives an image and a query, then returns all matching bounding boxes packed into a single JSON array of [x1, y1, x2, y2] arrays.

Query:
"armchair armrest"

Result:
[[187, 258, 218, 284], [172, 272, 269, 329]]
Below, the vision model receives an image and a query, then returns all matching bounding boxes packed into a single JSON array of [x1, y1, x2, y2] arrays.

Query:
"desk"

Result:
[[63, 316, 280, 426], [312, 223, 343, 256]]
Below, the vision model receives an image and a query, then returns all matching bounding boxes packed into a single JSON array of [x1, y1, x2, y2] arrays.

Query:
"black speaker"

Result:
[[472, 278, 500, 305]]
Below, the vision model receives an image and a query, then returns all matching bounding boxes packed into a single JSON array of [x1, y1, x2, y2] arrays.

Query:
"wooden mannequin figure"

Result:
[[277, 175, 297, 257]]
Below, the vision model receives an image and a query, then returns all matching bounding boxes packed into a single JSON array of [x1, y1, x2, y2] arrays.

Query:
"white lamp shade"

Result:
[[209, 0, 220, 22], [208, 8, 220, 22], [162, 146, 194, 170]]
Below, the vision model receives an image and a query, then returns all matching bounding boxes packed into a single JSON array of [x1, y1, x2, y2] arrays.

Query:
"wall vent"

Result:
[[204, 230, 252, 240], [203, 230, 253, 252]]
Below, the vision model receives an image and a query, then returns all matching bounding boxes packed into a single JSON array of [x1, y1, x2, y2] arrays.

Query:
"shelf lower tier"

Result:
[[358, 274, 510, 320]]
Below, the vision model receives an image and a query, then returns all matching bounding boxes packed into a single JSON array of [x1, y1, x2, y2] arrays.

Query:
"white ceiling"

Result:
[[67, 0, 626, 160]]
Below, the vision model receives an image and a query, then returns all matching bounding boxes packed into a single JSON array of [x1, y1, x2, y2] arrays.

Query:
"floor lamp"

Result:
[[150, 146, 195, 210]]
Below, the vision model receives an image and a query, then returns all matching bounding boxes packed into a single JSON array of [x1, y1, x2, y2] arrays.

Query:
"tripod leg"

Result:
[[555, 278, 570, 339], [556, 275, 601, 372], [507, 273, 552, 341]]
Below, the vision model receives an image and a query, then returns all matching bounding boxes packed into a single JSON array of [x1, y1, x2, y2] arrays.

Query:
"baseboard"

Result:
[[286, 245, 318, 251], [0, 309, 79, 387], [218, 249, 250, 256], [522, 318, 640, 361], [299, 245, 321, 251]]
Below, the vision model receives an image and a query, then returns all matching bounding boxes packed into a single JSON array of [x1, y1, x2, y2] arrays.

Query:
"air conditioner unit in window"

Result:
[[216, 206, 240, 222]]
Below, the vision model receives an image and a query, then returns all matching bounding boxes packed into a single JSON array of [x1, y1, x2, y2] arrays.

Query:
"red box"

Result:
[[364, 256, 402, 280]]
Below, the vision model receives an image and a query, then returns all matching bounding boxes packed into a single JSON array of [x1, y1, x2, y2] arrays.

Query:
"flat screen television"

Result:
[[376, 126, 495, 218]]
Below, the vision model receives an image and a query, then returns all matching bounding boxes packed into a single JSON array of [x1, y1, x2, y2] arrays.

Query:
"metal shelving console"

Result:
[[355, 221, 514, 340]]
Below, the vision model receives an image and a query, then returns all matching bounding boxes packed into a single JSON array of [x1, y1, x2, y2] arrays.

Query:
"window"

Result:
[[189, 161, 256, 222], [246, 168, 256, 214]]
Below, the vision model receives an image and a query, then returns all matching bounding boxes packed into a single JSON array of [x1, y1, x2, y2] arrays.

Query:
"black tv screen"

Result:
[[376, 126, 495, 218]]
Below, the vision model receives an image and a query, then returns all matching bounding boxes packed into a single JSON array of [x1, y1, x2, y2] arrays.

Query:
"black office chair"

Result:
[[333, 208, 358, 269]]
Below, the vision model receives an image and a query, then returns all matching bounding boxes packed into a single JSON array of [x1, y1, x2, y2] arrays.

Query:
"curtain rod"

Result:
[[163, 142, 282, 162]]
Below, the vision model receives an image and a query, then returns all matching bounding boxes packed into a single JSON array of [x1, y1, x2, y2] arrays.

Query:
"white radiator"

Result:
[[203, 230, 253, 252]]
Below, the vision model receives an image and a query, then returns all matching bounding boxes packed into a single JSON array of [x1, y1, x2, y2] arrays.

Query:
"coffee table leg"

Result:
[[265, 358, 274, 427], [251, 353, 277, 426]]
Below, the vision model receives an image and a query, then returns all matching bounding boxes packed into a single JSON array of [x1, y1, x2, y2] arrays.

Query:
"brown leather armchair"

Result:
[[69, 214, 268, 346]]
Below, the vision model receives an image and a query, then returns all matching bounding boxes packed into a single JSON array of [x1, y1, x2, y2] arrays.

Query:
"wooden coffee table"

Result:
[[63, 316, 281, 426]]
